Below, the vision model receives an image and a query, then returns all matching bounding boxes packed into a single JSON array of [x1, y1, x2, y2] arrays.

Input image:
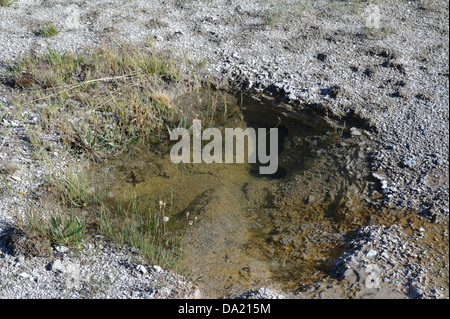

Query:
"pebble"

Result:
[[366, 249, 378, 257], [286, 93, 296, 100], [55, 246, 69, 253], [18, 272, 30, 279], [51, 259, 64, 272], [10, 174, 22, 182], [402, 158, 417, 168], [153, 265, 163, 273], [350, 127, 362, 136], [15, 256, 25, 264], [136, 264, 148, 275]]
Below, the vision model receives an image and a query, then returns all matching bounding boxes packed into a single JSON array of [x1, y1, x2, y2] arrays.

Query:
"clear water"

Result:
[[90, 93, 375, 297]]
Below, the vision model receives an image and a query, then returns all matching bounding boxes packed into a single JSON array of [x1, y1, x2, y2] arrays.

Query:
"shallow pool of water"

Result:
[[90, 92, 376, 297]]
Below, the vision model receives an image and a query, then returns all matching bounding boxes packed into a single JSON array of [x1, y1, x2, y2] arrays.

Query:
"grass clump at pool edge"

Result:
[[1, 41, 223, 274]]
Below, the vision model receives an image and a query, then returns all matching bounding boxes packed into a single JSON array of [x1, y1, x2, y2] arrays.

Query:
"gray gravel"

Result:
[[0, 234, 201, 298], [0, 0, 448, 298]]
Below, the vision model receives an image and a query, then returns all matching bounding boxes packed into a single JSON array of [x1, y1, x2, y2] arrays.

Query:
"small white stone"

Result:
[[287, 93, 296, 100], [153, 265, 163, 273], [366, 249, 378, 257], [136, 264, 148, 275], [52, 259, 64, 272], [350, 127, 362, 136], [55, 246, 69, 253], [10, 174, 21, 182]]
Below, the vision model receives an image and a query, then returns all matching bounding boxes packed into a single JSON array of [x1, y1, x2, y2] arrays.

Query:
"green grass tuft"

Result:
[[39, 25, 60, 38], [0, 0, 16, 7], [99, 196, 185, 271]]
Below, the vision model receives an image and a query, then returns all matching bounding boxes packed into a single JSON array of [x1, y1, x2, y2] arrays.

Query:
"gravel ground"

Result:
[[0, 0, 448, 299]]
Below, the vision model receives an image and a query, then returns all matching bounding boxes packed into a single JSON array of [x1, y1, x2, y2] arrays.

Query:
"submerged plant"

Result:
[[99, 195, 184, 271]]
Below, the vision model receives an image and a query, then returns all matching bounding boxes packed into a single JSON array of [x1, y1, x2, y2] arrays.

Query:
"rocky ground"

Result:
[[0, 0, 448, 299]]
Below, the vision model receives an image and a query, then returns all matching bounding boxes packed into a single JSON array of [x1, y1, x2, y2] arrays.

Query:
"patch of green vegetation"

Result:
[[263, 6, 283, 28], [0, 0, 16, 7], [5, 200, 87, 256], [99, 196, 187, 271], [39, 25, 60, 38], [3, 41, 226, 273], [196, 58, 209, 68], [9, 42, 184, 159]]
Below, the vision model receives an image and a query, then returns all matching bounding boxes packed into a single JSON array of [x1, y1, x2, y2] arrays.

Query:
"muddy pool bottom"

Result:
[[91, 95, 376, 298]]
